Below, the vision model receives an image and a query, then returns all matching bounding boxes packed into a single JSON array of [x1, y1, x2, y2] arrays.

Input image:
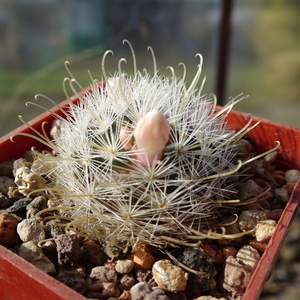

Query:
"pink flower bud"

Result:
[[134, 110, 170, 166], [119, 126, 134, 151]]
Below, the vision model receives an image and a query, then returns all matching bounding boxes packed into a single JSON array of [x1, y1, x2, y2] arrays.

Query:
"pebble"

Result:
[[180, 247, 216, 294], [285, 169, 300, 184], [19, 240, 56, 276], [0, 213, 20, 247], [238, 180, 260, 201], [102, 282, 120, 298], [274, 188, 290, 203], [194, 296, 226, 300], [26, 195, 47, 219], [0, 159, 14, 177], [130, 282, 170, 300], [236, 245, 260, 272], [90, 266, 118, 283], [6, 198, 31, 214], [0, 193, 11, 208], [128, 244, 155, 270], [115, 259, 134, 274], [222, 255, 253, 299], [265, 209, 284, 222], [55, 233, 81, 267], [248, 239, 269, 252], [255, 219, 277, 242], [119, 273, 136, 289], [0, 176, 16, 196], [222, 246, 238, 260], [238, 210, 266, 232], [56, 266, 87, 294], [152, 260, 187, 292], [17, 217, 46, 243], [14, 166, 47, 196], [83, 239, 107, 266], [45, 219, 66, 238], [118, 290, 132, 300]]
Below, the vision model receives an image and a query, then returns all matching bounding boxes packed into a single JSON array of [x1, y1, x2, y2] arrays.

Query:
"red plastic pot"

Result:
[[0, 84, 300, 300]]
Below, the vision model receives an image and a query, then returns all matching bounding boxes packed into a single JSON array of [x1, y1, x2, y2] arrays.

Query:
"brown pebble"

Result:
[[202, 244, 216, 258], [282, 183, 295, 194], [222, 246, 238, 260], [102, 282, 120, 298], [248, 239, 269, 252], [214, 249, 225, 264], [128, 244, 155, 270], [273, 174, 285, 185], [265, 209, 283, 222], [118, 289, 132, 299], [0, 213, 20, 247]]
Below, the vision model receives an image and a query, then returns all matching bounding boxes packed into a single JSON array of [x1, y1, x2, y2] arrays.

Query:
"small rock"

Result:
[[152, 260, 187, 292], [26, 195, 47, 219], [238, 210, 266, 232], [45, 219, 65, 238], [263, 151, 277, 165], [17, 218, 46, 243], [0, 213, 20, 247], [14, 166, 47, 196], [130, 282, 170, 300], [83, 239, 107, 266], [236, 245, 260, 272], [248, 239, 269, 252], [130, 282, 152, 300], [255, 219, 277, 242], [118, 290, 132, 300], [90, 266, 118, 283], [0, 193, 12, 208], [136, 269, 156, 287], [265, 209, 283, 221], [12, 158, 26, 177], [19, 241, 56, 276], [238, 180, 260, 201], [7, 198, 32, 214], [120, 273, 136, 289], [194, 296, 226, 300], [102, 282, 120, 298], [55, 233, 81, 267], [222, 256, 253, 299], [115, 259, 134, 274], [274, 188, 289, 204], [56, 266, 87, 294], [0, 159, 14, 177], [222, 246, 238, 260], [128, 244, 155, 270], [0, 176, 16, 196], [285, 169, 300, 184], [180, 247, 216, 294]]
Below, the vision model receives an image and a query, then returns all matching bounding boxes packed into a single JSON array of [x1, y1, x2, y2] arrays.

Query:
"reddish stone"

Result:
[[202, 243, 216, 258], [127, 244, 155, 270], [0, 213, 20, 247], [214, 249, 225, 264], [222, 246, 238, 260], [266, 209, 284, 222], [248, 239, 269, 252]]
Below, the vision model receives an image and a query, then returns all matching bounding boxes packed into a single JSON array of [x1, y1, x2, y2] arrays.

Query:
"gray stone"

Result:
[[19, 240, 56, 276], [285, 169, 300, 184], [130, 282, 152, 300], [26, 195, 47, 219], [0, 176, 16, 196], [238, 210, 266, 232], [90, 265, 118, 283], [17, 218, 46, 243], [238, 180, 260, 201], [7, 198, 31, 213], [274, 188, 290, 203]]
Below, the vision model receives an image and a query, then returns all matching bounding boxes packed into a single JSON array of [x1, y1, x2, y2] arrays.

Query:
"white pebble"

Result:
[[236, 245, 260, 272], [255, 219, 277, 242], [17, 218, 46, 243], [152, 260, 187, 292], [115, 259, 134, 274]]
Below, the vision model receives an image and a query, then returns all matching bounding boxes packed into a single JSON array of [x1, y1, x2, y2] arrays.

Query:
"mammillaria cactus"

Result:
[[14, 41, 278, 258]]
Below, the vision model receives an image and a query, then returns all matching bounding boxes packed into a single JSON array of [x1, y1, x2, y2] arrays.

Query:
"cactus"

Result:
[[13, 41, 279, 257]]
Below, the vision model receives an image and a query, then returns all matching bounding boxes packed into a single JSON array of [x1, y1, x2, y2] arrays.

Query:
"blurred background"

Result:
[[1, 0, 300, 299]]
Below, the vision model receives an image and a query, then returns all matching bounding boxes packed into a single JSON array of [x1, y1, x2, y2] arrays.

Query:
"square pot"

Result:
[[0, 84, 300, 300]]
